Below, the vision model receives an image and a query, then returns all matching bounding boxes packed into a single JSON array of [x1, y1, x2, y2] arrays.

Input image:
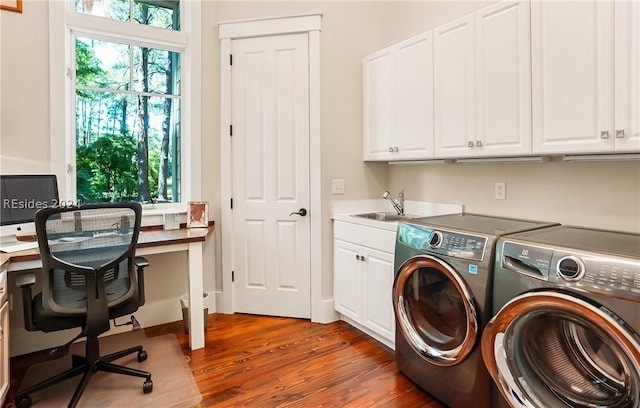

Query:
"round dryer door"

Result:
[[482, 290, 640, 408], [393, 255, 479, 366]]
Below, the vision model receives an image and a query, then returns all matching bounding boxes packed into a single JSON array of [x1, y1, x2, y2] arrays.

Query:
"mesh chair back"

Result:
[[35, 203, 142, 318]]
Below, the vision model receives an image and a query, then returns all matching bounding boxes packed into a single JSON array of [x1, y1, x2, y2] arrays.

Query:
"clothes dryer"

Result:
[[482, 226, 640, 408], [393, 214, 557, 408]]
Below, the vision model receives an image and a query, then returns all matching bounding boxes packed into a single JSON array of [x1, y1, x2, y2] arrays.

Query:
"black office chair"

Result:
[[15, 203, 153, 408]]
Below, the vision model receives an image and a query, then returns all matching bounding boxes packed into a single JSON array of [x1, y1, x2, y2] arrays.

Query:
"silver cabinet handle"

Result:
[[360, 256, 366, 262], [388, 147, 393, 152], [476, 140, 482, 147], [616, 129, 625, 139], [600, 130, 610, 139], [393, 146, 399, 152], [467, 141, 474, 148], [356, 254, 360, 261]]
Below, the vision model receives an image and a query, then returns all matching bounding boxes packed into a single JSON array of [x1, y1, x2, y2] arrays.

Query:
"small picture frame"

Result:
[[187, 201, 209, 228], [1, 0, 22, 13]]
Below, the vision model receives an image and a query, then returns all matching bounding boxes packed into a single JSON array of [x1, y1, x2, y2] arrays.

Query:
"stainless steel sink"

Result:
[[350, 212, 415, 222]]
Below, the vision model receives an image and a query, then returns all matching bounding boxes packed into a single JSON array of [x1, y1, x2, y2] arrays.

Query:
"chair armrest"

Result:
[[134, 256, 149, 306], [15, 273, 37, 331], [16, 273, 36, 288], [134, 256, 150, 269]]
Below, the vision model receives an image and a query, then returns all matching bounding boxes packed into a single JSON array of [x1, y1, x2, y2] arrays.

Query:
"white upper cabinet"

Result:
[[434, 14, 477, 157], [363, 0, 637, 161], [363, 32, 434, 161], [363, 48, 394, 159], [614, 0, 640, 152], [532, 0, 640, 153], [475, 0, 532, 156], [434, 1, 531, 158]]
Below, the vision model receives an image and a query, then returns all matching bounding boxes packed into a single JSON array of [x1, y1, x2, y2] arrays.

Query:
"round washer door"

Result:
[[482, 290, 640, 408], [393, 255, 479, 366]]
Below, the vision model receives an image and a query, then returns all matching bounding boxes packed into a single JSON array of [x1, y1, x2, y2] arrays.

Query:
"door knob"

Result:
[[289, 208, 308, 217]]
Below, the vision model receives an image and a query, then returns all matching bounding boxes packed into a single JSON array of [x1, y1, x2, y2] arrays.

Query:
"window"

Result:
[[74, 36, 181, 203], [75, 0, 180, 31], [50, 0, 201, 209]]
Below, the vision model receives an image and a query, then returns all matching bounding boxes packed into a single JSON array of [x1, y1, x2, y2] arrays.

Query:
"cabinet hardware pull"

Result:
[[476, 140, 482, 147], [388, 147, 394, 152], [356, 255, 360, 261], [616, 129, 625, 139], [600, 130, 610, 139], [360, 256, 366, 262], [467, 141, 474, 147], [393, 147, 399, 152]]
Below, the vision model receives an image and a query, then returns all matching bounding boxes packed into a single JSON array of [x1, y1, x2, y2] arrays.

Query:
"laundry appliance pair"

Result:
[[393, 214, 640, 408]]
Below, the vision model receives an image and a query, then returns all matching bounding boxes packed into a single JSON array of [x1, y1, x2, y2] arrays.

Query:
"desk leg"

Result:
[[187, 241, 205, 350]]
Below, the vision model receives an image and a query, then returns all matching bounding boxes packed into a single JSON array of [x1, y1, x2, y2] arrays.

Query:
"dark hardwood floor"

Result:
[[8, 314, 444, 407]]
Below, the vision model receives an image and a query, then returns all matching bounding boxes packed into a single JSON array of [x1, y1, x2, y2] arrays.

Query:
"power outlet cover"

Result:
[[332, 179, 345, 195]]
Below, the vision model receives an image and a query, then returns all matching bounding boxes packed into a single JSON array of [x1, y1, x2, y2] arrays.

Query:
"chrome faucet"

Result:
[[383, 190, 405, 215]]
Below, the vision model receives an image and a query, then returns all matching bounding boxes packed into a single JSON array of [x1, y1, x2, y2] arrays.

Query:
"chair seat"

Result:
[[33, 292, 142, 333]]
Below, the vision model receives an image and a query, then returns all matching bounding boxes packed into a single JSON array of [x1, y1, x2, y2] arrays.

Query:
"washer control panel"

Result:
[[500, 241, 640, 298], [397, 223, 487, 261]]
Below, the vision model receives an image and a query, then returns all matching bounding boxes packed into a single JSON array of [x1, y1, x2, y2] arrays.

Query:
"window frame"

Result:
[[49, 0, 201, 220]]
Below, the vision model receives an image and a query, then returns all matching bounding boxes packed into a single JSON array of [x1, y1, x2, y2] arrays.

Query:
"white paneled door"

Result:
[[231, 33, 311, 318]]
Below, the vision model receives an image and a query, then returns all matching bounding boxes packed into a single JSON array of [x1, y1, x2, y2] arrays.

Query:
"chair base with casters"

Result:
[[15, 256, 153, 408]]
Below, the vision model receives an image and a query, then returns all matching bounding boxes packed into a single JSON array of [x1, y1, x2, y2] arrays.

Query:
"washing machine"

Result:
[[482, 226, 640, 408], [392, 213, 558, 408]]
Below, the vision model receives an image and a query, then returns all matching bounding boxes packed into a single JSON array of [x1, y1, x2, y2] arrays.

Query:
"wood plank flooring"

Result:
[[8, 314, 444, 407]]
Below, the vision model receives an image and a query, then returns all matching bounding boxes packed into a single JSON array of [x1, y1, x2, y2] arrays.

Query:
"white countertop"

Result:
[[331, 199, 464, 231]]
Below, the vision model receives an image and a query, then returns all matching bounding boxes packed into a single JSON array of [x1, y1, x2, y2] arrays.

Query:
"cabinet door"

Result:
[[476, 0, 531, 156], [434, 14, 477, 158], [532, 1, 614, 154], [394, 32, 435, 159], [334, 239, 362, 321], [614, 0, 640, 152], [362, 248, 395, 342], [363, 48, 395, 160]]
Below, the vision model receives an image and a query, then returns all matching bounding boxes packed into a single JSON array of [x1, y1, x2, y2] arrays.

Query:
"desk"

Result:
[[0, 226, 214, 351]]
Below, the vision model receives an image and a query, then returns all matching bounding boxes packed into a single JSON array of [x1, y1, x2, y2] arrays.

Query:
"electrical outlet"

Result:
[[495, 182, 506, 200], [332, 179, 345, 195]]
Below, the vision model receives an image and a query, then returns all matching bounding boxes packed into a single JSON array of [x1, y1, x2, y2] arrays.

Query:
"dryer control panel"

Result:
[[398, 223, 487, 261], [501, 241, 640, 299], [551, 250, 640, 298]]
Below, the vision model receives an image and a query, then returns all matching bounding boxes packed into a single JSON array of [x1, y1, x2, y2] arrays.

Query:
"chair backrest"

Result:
[[35, 203, 142, 333]]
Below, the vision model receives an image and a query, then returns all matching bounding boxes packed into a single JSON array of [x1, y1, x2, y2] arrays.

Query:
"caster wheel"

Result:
[[138, 350, 148, 362], [16, 395, 32, 408], [143, 379, 153, 394]]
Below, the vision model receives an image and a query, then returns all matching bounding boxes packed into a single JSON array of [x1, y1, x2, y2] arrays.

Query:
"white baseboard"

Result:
[[339, 315, 395, 350], [312, 298, 340, 324]]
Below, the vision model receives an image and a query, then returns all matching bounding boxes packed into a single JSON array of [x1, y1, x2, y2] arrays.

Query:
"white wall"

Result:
[[0, 1, 51, 173], [390, 159, 640, 232]]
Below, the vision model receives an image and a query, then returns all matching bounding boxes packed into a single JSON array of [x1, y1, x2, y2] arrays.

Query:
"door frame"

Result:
[[218, 14, 326, 321]]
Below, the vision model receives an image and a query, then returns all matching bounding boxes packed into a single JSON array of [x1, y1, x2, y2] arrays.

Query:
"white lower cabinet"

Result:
[[333, 221, 396, 347]]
